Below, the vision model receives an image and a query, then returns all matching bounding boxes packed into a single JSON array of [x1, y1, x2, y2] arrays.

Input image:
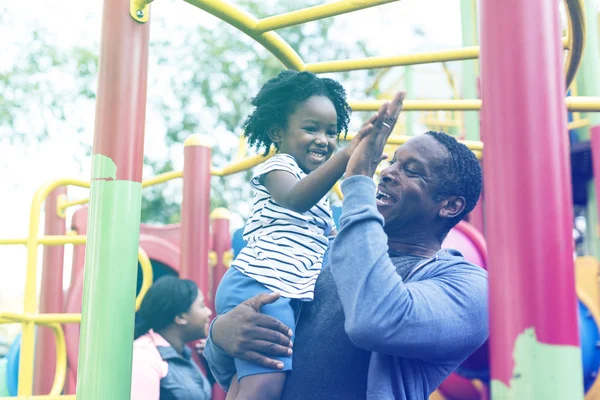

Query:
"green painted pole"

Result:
[[575, 0, 600, 257], [75, 0, 150, 398], [461, 0, 480, 141], [404, 66, 415, 136]]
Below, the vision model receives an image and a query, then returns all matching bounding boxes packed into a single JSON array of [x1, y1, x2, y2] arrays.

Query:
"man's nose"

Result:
[[380, 168, 399, 184]]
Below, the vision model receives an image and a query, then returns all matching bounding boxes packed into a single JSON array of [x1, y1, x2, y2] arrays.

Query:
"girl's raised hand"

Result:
[[344, 112, 380, 157]]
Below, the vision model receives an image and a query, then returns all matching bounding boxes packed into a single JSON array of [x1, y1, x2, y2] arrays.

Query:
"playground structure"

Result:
[[2, 0, 600, 399]]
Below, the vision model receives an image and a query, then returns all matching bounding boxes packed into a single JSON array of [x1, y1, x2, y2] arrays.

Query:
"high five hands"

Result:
[[346, 91, 406, 177]]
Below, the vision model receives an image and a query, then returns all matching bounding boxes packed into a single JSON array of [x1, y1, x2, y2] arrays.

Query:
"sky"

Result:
[[0, 0, 468, 339]]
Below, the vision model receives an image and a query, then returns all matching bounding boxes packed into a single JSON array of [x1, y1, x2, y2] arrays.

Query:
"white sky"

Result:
[[0, 0, 467, 339]]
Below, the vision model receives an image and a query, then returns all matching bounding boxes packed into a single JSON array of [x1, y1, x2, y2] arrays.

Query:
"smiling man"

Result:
[[203, 94, 489, 400]]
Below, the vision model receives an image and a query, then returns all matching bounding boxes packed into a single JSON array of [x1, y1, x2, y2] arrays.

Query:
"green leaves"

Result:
[[2, 1, 375, 226]]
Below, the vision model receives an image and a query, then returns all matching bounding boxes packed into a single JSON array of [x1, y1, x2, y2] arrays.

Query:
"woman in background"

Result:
[[131, 276, 213, 400]]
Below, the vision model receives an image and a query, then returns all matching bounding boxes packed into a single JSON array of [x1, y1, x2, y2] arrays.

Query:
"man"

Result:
[[204, 93, 489, 399]]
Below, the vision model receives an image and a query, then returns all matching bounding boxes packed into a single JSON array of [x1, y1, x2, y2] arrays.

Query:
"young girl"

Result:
[[215, 70, 375, 400]]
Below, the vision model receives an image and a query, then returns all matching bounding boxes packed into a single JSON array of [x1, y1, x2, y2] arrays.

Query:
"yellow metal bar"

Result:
[[0, 236, 86, 246], [54, 153, 281, 214], [142, 170, 183, 188], [58, 171, 184, 212], [130, 0, 151, 23], [306, 46, 480, 73], [342, 133, 484, 151], [0, 396, 76, 400], [564, 0, 586, 89], [351, 97, 600, 112], [0, 313, 81, 324], [47, 323, 67, 396], [0, 238, 30, 245], [332, 181, 343, 201], [183, 0, 305, 70], [38, 235, 86, 246], [306, 37, 569, 74], [568, 118, 590, 130], [567, 96, 600, 111], [57, 197, 89, 214], [0, 322, 67, 395], [212, 148, 276, 176], [254, 0, 398, 33], [350, 99, 483, 111], [56, 194, 68, 219], [419, 117, 462, 128], [441, 62, 460, 100], [234, 136, 249, 162], [136, 247, 153, 311], [569, 78, 583, 123], [18, 179, 89, 396]]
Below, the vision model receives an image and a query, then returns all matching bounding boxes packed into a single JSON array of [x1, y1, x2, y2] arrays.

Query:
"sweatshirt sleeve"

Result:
[[329, 176, 489, 362], [202, 317, 236, 391]]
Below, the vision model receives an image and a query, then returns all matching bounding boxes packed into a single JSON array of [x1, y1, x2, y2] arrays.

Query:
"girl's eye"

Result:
[[303, 126, 317, 132], [327, 131, 337, 137]]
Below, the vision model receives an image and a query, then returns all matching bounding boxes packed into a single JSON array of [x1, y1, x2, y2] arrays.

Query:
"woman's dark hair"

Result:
[[134, 276, 199, 339], [242, 70, 352, 155]]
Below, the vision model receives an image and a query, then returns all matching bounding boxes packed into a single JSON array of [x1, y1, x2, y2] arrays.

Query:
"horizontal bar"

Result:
[[0, 312, 82, 324], [58, 197, 89, 211], [419, 119, 462, 128], [0, 396, 76, 400], [58, 170, 185, 211], [38, 235, 86, 246], [344, 134, 484, 151], [306, 46, 480, 73], [212, 150, 275, 177], [142, 170, 183, 188], [254, 0, 397, 32], [567, 118, 589, 130], [306, 37, 570, 74], [566, 97, 600, 111], [0, 238, 31, 245], [0, 235, 86, 246], [350, 97, 600, 112], [350, 99, 483, 111]]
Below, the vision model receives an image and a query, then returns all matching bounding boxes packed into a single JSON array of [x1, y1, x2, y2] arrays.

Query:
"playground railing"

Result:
[[181, 0, 583, 90], [0, 191, 153, 400]]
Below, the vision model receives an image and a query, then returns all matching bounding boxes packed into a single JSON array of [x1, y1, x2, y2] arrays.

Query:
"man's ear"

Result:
[[439, 196, 466, 220], [267, 125, 284, 145]]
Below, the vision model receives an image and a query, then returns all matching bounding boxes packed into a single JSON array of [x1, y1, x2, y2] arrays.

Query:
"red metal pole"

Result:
[[76, 0, 149, 397], [180, 135, 212, 300], [209, 208, 231, 313], [480, 0, 583, 397], [590, 126, 600, 225], [33, 187, 66, 395], [208, 209, 229, 400]]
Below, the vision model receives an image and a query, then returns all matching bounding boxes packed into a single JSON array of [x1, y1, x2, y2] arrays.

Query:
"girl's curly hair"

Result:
[[242, 70, 351, 155]]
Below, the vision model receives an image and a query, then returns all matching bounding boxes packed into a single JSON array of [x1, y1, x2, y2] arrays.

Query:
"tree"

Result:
[[143, 0, 375, 225], [0, 1, 376, 227]]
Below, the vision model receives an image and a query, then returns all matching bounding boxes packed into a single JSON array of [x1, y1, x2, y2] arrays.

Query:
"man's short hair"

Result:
[[425, 131, 483, 238]]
